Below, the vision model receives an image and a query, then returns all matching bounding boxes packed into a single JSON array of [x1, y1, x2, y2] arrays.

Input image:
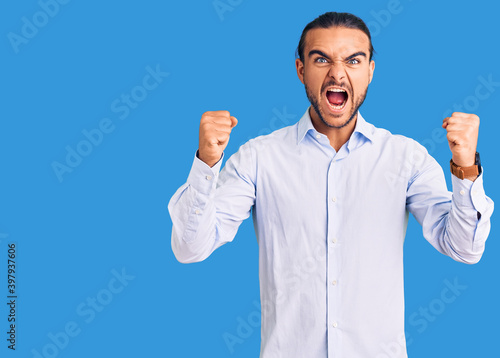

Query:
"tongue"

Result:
[[327, 91, 346, 105]]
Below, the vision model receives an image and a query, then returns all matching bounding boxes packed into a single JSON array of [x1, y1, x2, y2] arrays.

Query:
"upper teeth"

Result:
[[328, 88, 346, 92]]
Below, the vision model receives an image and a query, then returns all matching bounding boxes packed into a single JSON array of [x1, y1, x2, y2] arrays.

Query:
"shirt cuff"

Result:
[[186, 151, 224, 196], [451, 168, 488, 214]]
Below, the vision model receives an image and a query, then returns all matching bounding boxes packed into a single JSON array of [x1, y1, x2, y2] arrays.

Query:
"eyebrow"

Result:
[[308, 49, 331, 60], [345, 51, 367, 61], [308, 50, 367, 61]]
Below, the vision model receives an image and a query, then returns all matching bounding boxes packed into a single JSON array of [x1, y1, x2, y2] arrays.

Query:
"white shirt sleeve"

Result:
[[406, 143, 494, 264], [168, 143, 256, 263]]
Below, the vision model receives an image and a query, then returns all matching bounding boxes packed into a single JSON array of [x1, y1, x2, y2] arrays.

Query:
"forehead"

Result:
[[304, 26, 370, 56]]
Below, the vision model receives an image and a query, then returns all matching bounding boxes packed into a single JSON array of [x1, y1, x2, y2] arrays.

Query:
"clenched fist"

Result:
[[442, 112, 479, 168], [198, 110, 238, 167]]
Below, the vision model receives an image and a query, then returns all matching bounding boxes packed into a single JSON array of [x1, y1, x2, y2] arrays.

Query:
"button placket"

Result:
[[327, 156, 341, 353]]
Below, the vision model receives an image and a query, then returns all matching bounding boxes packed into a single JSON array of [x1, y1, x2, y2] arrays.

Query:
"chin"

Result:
[[320, 101, 355, 129]]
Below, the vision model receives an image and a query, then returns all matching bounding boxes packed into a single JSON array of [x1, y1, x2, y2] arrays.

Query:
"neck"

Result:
[[309, 107, 358, 152]]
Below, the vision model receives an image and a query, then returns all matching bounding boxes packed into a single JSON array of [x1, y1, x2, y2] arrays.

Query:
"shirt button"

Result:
[[331, 197, 337, 202], [460, 190, 465, 196], [316, 134, 321, 139], [205, 175, 212, 181], [332, 322, 338, 328], [331, 280, 337, 286], [195, 209, 201, 215], [331, 238, 337, 244]]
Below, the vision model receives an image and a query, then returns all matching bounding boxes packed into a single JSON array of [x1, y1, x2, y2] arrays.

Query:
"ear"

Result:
[[368, 60, 375, 84], [295, 58, 305, 84]]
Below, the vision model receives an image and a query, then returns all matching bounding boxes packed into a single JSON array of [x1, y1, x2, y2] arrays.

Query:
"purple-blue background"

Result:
[[0, 0, 498, 357]]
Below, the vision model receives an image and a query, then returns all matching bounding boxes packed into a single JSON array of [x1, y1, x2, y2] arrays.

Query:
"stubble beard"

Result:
[[305, 83, 369, 129]]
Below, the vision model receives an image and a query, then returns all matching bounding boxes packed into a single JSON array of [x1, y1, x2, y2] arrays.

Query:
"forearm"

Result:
[[168, 153, 224, 263], [424, 172, 493, 264], [168, 144, 256, 264]]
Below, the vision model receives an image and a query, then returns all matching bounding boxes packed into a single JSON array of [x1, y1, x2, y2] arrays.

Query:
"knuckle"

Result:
[[200, 115, 212, 124], [219, 119, 232, 127], [201, 111, 214, 118], [202, 110, 229, 119], [216, 110, 230, 117]]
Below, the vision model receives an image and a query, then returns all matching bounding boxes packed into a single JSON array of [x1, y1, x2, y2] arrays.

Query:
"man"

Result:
[[168, 12, 493, 358]]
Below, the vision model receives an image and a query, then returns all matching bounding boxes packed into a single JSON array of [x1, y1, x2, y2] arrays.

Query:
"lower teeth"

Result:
[[330, 101, 345, 110]]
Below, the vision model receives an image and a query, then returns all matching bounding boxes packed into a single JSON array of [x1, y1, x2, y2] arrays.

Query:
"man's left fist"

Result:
[[442, 112, 479, 167]]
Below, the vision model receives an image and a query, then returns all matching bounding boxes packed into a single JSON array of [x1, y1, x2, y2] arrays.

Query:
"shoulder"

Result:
[[239, 122, 298, 152], [370, 122, 424, 151], [365, 121, 438, 172]]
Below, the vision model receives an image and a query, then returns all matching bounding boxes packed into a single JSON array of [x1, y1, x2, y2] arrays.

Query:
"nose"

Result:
[[328, 61, 346, 81]]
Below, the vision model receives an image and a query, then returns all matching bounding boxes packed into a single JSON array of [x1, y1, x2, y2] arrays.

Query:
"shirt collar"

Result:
[[296, 106, 374, 145]]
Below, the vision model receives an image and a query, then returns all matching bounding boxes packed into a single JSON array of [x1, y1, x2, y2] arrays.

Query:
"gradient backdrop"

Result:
[[1, 0, 499, 357]]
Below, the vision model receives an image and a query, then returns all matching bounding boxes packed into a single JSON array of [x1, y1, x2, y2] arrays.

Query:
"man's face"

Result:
[[296, 26, 375, 129]]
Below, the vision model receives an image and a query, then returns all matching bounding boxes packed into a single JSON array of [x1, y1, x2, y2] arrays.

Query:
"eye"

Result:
[[315, 57, 328, 63], [348, 58, 360, 64]]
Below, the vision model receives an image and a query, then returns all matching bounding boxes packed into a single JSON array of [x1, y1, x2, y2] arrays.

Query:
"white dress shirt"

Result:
[[168, 107, 494, 358]]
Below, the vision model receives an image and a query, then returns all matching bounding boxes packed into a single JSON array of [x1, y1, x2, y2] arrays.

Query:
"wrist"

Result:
[[197, 150, 221, 168], [451, 153, 475, 168], [464, 175, 478, 182], [450, 152, 481, 181]]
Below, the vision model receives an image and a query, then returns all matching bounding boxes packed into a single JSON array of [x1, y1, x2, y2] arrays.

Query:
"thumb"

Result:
[[230, 116, 238, 128]]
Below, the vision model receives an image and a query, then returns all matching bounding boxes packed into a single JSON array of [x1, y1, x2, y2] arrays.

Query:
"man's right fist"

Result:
[[198, 110, 238, 167]]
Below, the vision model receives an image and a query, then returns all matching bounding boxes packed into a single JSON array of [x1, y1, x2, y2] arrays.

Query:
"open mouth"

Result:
[[326, 88, 348, 111]]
